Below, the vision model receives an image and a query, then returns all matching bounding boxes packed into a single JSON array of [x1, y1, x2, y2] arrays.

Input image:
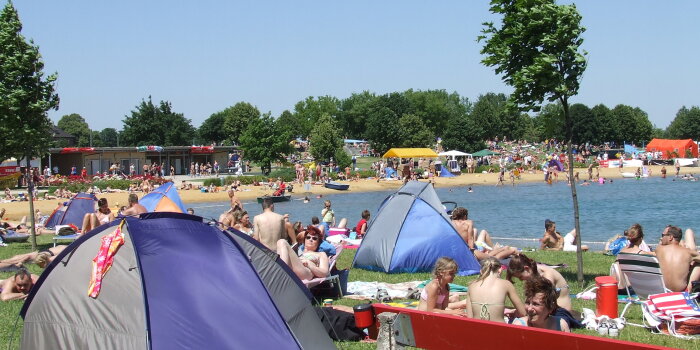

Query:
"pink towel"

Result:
[[88, 221, 125, 298]]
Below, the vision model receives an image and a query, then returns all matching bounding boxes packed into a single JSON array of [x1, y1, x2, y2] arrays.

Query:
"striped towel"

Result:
[[646, 292, 700, 322]]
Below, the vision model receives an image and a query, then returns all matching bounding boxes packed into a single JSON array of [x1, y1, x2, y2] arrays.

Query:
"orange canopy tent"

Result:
[[645, 139, 698, 159]]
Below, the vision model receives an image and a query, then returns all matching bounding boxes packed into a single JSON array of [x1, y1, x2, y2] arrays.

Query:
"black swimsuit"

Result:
[[39, 249, 54, 257]]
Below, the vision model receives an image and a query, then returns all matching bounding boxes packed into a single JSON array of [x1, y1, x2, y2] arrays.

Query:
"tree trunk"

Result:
[[26, 152, 37, 251], [562, 101, 584, 284]]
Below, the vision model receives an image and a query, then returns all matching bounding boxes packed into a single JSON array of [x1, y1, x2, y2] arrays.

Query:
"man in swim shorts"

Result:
[[540, 220, 563, 251]]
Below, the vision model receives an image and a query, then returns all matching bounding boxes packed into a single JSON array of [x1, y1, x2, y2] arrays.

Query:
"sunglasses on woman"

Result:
[[305, 235, 319, 241]]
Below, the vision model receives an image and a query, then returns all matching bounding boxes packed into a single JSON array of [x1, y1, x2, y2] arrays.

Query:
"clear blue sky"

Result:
[[9, 1, 700, 131]]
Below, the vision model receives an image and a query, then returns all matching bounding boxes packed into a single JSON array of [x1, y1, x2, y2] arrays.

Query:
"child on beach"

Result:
[[460, 257, 525, 322], [417, 257, 465, 316], [320, 200, 335, 232]]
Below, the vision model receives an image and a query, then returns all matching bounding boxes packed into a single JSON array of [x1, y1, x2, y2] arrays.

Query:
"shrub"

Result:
[[269, 168, 295, 182], [356, 170, 375, 178], [203, 178, 223, 187]]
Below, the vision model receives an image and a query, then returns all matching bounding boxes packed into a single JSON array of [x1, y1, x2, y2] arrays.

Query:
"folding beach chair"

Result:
[[303, 244, 345, 297], [616, 253, 670, 324], [643, 292, 700, 338]]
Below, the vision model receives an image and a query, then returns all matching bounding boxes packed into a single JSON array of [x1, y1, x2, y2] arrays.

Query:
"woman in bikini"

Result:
[[276, 225, 329, 281], [0, 245, 67, 269], [512, 276, 570, 332], [417, 257, 465, 316], [233, 210, 253, 236], [461, 257, 525, 322], [81, 198, 115, 233]]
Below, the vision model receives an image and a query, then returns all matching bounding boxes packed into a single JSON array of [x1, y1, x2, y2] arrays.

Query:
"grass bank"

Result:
[[1, 234, 696, 349]]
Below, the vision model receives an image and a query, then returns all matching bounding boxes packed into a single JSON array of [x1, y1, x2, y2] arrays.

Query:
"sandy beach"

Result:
[[0, 165, 687, 222]]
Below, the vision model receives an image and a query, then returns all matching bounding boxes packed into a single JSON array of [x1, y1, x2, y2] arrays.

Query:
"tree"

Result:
[[99, 128, 119, 147], [405, 89, 465, 136], [365, 107, 401, 155], [198, 111, 227, 145], [591, 104, 615, 143], [666, 106, 700, 140], [222, 102, 261, 145], [398, 114, 433, 148], [470, 93, 508, 140], [569, 103, 596, 144], [0, 2, 59, 249], [611, 105, 653, 146], [479, 0, 588, 282], [121, 97, 195, 146], [442, 114, 485, 152], [293, 96, 340, 139], [57, 113, 91, 146], [276, 110, 305, 142], [309, 114, 343, 162], [239, 113, 287, 175], [337, 91, 376, 139]]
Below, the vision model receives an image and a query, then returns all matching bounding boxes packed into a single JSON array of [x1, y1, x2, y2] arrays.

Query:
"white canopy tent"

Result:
[[438, 150, 472, 173], [438, 150, 472, 159]]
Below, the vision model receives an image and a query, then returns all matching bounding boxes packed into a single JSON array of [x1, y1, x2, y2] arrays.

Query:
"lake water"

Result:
[[188, 177, 700, 250]]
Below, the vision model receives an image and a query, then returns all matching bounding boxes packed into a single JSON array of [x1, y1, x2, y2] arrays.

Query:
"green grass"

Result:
[[1, 238, 697, 349]]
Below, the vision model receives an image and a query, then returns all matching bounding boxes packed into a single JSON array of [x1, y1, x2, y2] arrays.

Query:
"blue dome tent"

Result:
[[20, 213, 334, 349], [352, 181, 480, 275]]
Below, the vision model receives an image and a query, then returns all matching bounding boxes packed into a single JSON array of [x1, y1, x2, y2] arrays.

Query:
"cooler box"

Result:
[[595, 276, 618, 318], [328, 228, 349, 236]]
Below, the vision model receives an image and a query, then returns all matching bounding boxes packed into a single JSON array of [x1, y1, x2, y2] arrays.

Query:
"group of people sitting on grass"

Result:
[[417, 255, 573, 332], [612, 223, 699, 293]]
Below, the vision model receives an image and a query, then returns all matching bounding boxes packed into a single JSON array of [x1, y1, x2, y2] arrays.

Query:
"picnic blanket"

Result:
[[345, 280, 468, 300]]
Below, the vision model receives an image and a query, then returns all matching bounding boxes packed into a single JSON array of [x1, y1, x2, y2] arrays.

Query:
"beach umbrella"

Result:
[[472, 149, 500, 157]]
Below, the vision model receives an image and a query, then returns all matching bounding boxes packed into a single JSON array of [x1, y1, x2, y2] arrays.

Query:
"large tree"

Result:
[[121, 97, 195, 146], [398, 113, 433, 148], [309, 114, 343, 162], [442, 114, 485, 152], [611, 104, 653, 146], [276, 109, 305, 141], [479, 0, 588, 282], [57, 113, 91, 146], [470, 92, 508, 140], [365, 107, 402, 155], [99, 128, 119, 147], [238, 113, 287, 175], [198, 110, 227, 145], [337, 91, 376, 139], [222, 102, 261, 145], [569, 103, 596, 144], [293, 96, 340, 139], [0, 1, 59, 249], [665, 106, 700, 140]]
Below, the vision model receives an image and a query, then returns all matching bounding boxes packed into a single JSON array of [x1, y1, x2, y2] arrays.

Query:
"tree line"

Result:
[[57, 90, 699, 154]]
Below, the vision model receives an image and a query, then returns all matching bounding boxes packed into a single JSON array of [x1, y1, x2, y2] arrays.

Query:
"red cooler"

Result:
[[595, 276, 618, 318], [353, 304, 374, 329]]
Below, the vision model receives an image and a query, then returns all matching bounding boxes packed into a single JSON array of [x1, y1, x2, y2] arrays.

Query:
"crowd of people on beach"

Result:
[[2, 137, 700, 344]]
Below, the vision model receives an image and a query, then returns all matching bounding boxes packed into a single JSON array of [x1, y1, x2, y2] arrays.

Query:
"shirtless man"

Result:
[[451, 207, 517, 260], [228, 188, 243, 211], [252, 199, 286, 252], [655, 225, 700, 292], [540, 219, 564, 251], [121, 194, 148, 216], [1, 269, 39, 301]]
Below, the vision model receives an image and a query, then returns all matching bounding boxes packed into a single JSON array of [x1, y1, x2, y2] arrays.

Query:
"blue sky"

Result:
[[9, 1, 700, 131]]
